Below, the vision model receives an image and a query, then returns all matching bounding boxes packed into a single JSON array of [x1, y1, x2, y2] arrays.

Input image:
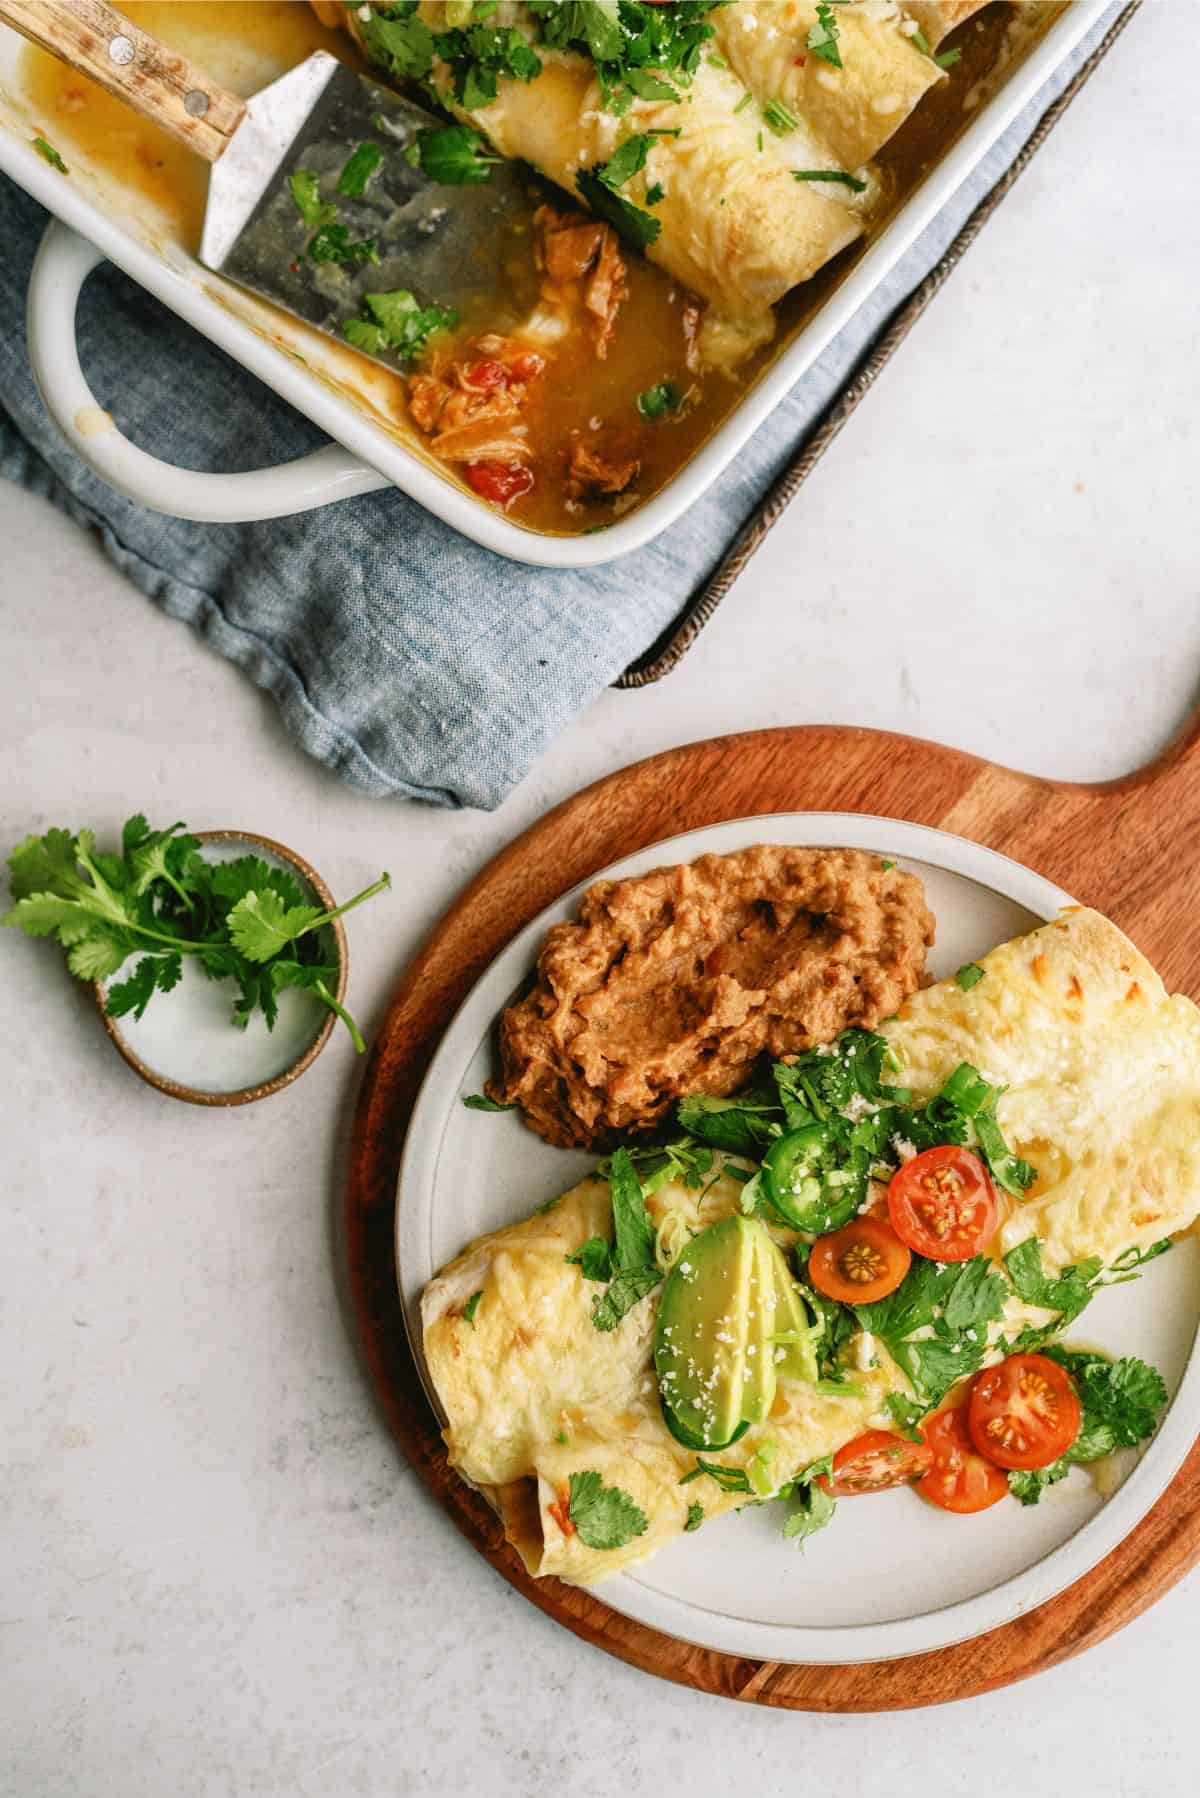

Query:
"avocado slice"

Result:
[[655, 1216, 780, 1449], [763, 1237, 820, 1384]]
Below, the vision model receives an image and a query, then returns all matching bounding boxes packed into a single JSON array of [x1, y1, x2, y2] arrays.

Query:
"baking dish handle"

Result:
[[25, 220, 391, 523]]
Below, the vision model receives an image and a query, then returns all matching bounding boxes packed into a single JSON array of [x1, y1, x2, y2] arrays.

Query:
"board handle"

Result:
[[0, 0, 244, 161]]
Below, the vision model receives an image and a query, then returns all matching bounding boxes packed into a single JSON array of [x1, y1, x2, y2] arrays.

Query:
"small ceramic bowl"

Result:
[[93, 829, 349, 1107]]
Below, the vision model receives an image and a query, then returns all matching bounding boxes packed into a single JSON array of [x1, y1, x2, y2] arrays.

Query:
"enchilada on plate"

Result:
[[421, 904, 1197, 1587]]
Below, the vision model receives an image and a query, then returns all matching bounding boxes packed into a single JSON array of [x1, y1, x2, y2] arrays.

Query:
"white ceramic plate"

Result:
[[397, 814, 1200, 1664]]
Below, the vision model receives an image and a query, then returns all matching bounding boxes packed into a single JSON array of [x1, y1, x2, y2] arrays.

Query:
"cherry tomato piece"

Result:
[[888, 1145, 998, 1263], [968, 1353, 1082, 1471], [464, 461, 535, 508], [918, 1403, 1010, 1512], [808, 1216, 911, 1304], [821, 1430, 933, 1496]]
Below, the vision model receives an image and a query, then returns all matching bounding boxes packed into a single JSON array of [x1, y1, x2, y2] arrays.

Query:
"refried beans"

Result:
[[487, 846, 935, 1149]]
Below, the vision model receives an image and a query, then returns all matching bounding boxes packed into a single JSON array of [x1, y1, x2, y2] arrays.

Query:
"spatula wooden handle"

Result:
[[0, 0, 245, 161]]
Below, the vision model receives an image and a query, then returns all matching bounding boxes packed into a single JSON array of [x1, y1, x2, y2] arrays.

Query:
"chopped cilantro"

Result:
[[357, 2, 437, 81], [342, 289, 458, 362], [405, 123, 500, 184], [462, 1092, 516, 1111], [792, 169, 867, 192], [586, 1148, 662, 1330], [529, 0, 717, 112], [337, 141, 383, 197], [645, 182, 665, 206], [808, 2, 844, 70], [33, 135, 68, 174], [955, 962, 985, 992], [462, 1290, 482, 1326], [885, 1392, 927, 1441], [637, 380, 683, 420], [566, 1236, 615, 1282], [597, 133, 653, 187], [855, 1254, 1007, 1406], [307, 224, 379, 266], [590, 1265, 662, 1331], [566, 1470, 648, 1550], [676, 1088, 780, 1156], [288, 169, 335, 230], [1003, 1238, 1102, 1337], [781, 1455, 837, 1548], [684, 1501, 705, 1531]]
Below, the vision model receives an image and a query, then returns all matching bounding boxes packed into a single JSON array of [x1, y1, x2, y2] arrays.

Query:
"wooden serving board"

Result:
[[345, 722, 1200, 1710]]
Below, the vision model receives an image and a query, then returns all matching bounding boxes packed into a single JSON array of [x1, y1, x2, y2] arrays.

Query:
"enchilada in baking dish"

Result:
[[13, 1, 1061, 533]]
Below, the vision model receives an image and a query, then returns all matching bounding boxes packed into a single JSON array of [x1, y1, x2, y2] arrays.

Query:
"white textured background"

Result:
[[3, 3, 1198, 1792]]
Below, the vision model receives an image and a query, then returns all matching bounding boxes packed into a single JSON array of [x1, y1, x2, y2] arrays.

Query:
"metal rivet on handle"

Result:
[[107, 34, 135, 66], [184, 89, 211, 118]]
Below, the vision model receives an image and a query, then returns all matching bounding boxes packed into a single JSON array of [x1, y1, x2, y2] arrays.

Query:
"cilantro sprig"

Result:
[[3, 817, 388, 1051]]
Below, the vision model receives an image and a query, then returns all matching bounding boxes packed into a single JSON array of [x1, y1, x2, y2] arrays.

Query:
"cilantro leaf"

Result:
[[566, 1470, 648, 1550], [105, 953, 183, 1021], [462, 1092, 516, 1112], [288, 169, 336, 230], [608, 1146, 657, 1271], [226, 890, 324, 963], [885, 1393, 928, 1441], [781, 1455, 837, 1548], [406, 123, 499, 184], [955, 962, 985, 991], [590, 1265, 661, 1332], [576, 167, 660, 250], [684, 1501, 704, 1532], [337, 142, 384, 197], [462, 1290, 482, 1326], [676, 1089, 780, 1155], [306, 224, 379, 266], [1004, 1238, 1101, 1329], [357, 4, 437, 82], [567, 1237, 615, 1282], [807, 2, 843, 69], [344, 289, 458, 363], [856, 1254, 1006, 1406]]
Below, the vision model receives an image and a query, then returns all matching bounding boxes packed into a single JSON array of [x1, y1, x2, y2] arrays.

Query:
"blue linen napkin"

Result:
[[0, 4, 1125, 809]]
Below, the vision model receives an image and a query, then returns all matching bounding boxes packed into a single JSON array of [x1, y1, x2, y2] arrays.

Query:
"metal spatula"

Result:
[[2, 0, 540, 368]]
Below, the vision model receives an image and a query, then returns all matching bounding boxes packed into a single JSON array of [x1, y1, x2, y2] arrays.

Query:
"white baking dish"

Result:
[[0, 2, 1108, 568]]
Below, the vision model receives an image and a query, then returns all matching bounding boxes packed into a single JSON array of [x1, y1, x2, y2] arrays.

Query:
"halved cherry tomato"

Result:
[[808, 1216, 911, 1304], [968, 1353, 1081, 1471], [917, 1403, 1009, 1512], [821, 1429, 932, 1496], [464, 461, 535, 508], [888, 1145, 997, 1263]]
